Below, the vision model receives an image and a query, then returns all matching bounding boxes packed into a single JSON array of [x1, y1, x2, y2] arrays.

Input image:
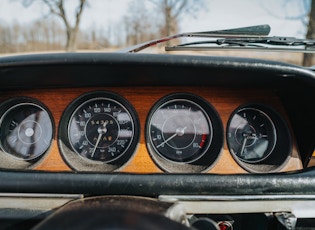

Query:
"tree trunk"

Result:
[[165, 7, 171, 37], [303, 0, 315, 66], [66, 29, 78, 52]]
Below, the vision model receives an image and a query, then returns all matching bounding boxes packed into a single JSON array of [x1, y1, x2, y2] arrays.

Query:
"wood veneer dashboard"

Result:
[[0, 86, 302, 174], [1, 52, 313, 174]]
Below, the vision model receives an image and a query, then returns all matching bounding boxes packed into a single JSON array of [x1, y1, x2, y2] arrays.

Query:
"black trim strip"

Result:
[[1, 168, 315, 196]]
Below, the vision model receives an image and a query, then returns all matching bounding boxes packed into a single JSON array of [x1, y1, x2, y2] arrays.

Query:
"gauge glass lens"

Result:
[[0, 103, 53, 160], [68, 98, 134, 163], [148, 99, 212, 163], [227, 108, 277, 163]]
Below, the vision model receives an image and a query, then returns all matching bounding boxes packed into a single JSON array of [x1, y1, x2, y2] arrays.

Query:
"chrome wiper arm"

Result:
[[119, 24, 271, 53], [215, 37, 315, 47], [165, 36, 315, 53]]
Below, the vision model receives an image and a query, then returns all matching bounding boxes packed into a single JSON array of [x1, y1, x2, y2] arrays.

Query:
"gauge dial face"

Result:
[[60, 91, 140, 172], [68, 97, 135, 163], [227, 107, 277, 163], [0, 102, 53, 160], [147, 98, 213, 163]]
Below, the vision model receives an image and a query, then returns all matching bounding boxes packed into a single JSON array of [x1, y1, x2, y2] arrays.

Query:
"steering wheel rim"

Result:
[[32, 196, 191, 230]]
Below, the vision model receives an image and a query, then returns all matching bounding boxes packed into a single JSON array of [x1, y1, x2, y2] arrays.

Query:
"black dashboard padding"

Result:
[[0, 53, 314, 89], [1, 168, 315, 196]]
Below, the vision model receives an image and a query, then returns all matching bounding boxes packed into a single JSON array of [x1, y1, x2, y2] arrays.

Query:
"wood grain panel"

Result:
[[0, 87, 302, 173]]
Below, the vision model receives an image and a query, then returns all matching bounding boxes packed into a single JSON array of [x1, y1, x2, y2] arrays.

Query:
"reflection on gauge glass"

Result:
[[0, 101, 53, 160], [148, 99, 212, 163], [146, 93, 223, 173], [227, 107, 277, 163], [61, 92, 139, 169]]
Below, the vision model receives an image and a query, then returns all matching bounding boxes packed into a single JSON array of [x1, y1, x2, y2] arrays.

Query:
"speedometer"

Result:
[[59, 91, 140, 172]]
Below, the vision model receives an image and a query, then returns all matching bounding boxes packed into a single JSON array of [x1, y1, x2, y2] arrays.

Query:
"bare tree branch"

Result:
[[149, 0, 206, 38], [122, 1, 160, 46], [261, 0, 309, 26], [172, 1, 187, 19], [75, 0, 86, 30], [21, 0, 87, 51], [262, 0, 314, 66]]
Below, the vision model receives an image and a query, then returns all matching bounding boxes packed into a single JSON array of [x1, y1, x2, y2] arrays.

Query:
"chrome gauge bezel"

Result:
[[145, 93, 224, 173], [0, 97, 54, 169], [58, 91, 140, 172], [226, 104, 292, 173], [227, 107, 277, 164]]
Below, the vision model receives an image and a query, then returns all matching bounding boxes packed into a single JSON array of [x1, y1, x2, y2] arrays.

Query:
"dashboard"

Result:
[[0, 52, 314, 229], [0, 87, 301, 174]]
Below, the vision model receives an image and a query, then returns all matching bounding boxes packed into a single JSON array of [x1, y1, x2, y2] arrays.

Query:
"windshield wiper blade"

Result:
[[119, 24, 271, 53], [165, 36, 315, 53], [217, 37, 315, 46]]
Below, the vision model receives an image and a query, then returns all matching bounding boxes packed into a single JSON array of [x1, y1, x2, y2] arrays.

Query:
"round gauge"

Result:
[[149, 100, 211, 163], [227, 107, 276, 163], [227, 104, 292, 172], [59, 91, 140, 172], [0, 98, 54, 168], [146, 93, 223, 173]]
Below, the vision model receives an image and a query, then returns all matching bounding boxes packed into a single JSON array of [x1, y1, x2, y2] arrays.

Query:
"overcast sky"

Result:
[[0, 0, 309, 37]]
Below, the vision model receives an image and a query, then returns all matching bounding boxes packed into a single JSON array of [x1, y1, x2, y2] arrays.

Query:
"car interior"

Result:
[[0, 43, 314, 229]]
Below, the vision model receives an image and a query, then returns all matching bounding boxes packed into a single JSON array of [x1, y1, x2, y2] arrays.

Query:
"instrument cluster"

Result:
[[0, 90, 293, 173]]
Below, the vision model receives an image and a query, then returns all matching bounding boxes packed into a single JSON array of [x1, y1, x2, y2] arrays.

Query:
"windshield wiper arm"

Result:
[[216, 37, 315, 46], [165, 36, 315, 53], [169, 36, 315, 48], [119, 24, 271, 53]]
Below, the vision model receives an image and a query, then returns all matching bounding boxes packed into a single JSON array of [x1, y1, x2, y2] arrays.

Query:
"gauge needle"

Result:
[[156, 126, 187, 148], [240, 133, 257, 157], [240, 136, 248, 157], [91, 121, 108, 158]]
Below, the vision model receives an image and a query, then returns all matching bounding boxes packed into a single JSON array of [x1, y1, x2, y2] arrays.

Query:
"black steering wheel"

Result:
[[32, 196, 192, 230]]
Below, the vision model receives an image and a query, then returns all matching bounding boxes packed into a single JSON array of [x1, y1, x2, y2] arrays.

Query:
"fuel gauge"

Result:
[[0, 98, 54, 167]]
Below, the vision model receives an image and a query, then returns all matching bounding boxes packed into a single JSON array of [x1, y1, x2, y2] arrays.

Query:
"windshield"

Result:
[[0, 0, 314, 66]]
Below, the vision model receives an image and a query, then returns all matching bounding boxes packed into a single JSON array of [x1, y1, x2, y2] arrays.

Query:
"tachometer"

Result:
[[146, 93, 223, 173], [59, 91, 140, 172]]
